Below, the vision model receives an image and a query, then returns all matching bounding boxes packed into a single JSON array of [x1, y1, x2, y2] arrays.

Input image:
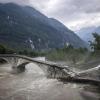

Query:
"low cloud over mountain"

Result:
[[0, 0, 100, 31]]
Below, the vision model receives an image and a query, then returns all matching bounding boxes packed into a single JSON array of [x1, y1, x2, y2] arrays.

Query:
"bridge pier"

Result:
[[17, 62, 29, 72], [12, 57, 19, 69]]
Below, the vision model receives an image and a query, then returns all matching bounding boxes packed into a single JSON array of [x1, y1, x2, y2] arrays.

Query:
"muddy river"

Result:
[[0, 63, 99, 100]]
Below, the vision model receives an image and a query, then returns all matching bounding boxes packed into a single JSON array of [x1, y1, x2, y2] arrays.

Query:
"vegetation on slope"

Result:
[[0, 3, 86, 50], [46, 33, 100, 66]]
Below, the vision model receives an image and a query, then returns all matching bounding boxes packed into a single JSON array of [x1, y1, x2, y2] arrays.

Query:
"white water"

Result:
[[0, 63, 99, 100]]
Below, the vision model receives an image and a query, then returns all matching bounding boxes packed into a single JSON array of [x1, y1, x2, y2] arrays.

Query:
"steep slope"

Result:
[[49, 18, 87, 47], [0, 3, 86, 51]]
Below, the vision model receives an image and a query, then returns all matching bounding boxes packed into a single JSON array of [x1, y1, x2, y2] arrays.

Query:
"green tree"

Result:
[[90, 33, 100, 53], [0, 44, 6, 54], [0, 44, 15, 54]]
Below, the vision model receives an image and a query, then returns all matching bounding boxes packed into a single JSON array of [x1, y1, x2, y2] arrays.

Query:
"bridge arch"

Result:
[[16, 61, 51, 76], [0, 56, 50, 75], [25, 63, 46, 75], [0, 58, 10, 64], [0, 54, 70, 78]]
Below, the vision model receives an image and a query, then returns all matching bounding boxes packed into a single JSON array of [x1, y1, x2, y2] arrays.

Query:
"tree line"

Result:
[[0, 32, 100, 57]]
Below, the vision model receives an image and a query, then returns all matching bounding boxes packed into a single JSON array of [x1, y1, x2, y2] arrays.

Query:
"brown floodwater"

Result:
[[0, 63, 99, 100]]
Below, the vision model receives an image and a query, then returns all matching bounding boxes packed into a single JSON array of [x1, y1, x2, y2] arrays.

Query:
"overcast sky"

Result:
[[0, 0, 100, 31]]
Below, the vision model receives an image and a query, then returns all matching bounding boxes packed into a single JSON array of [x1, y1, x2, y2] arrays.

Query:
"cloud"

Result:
[[41, 0, 100, 30], [0, 0, 100, 31], [0, 0, 29, 5]]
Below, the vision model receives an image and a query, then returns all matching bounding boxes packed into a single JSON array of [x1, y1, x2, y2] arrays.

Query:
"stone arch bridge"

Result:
[[0, 54, 75, 79], [0, 54, 100, 85]]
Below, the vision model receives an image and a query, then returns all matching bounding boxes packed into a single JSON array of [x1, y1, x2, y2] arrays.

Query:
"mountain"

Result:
[[0, 3, 87, 51], [95, 26, 100, 33], [49, 18, 88, 47], [76, 26, 100, 43]]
